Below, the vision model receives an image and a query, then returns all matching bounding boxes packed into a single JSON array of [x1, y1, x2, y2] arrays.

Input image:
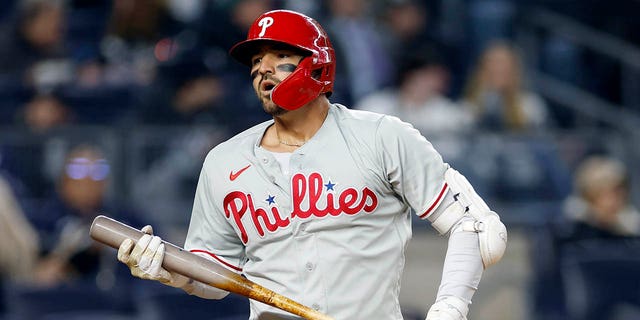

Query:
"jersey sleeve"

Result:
[[376, 115, 449, 218], [184, 153, 246, 273]]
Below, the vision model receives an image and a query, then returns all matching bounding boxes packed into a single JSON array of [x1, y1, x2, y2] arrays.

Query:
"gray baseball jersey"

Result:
[[185, 103, 449, 319]]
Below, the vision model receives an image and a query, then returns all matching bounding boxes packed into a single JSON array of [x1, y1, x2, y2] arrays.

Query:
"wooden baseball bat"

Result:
[[90, 215, 334, 320]]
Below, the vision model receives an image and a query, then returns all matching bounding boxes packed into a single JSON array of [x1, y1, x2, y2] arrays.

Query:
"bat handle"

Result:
[[89, 215, 335, 320]]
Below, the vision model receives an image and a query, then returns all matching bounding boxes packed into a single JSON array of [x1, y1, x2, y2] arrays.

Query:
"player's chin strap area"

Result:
[[431, 168, 508, 268]]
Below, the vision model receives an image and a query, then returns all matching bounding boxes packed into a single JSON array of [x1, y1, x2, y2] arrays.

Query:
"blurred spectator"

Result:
[[0, 172, 40, 315], [31, 144, 141, 288], [0, 93, 75, 201], [18, 93, 74, 132], [356, 45, 473, 136], [107, 0, 179, 45], [466, 0, 515, 58], [132, 52, 229, 127], [0, 174, 40, 284], [164, 0, 207, 25], [0, 143, 50, 202], [281, 0, 321, 17], [65, 0, 111, 74], [0, 0, 71, 91], [99, 0, 182, 88], [460, 41, 551, 133], [322, 0, 395, 105], [380, 0, 445, 64], [196, 0, 274, 52], [562, 156, 640, 237], [529, 155, 640, 320]]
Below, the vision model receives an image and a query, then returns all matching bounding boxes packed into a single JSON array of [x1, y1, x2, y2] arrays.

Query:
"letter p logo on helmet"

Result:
[[258, 17, 274, 37]]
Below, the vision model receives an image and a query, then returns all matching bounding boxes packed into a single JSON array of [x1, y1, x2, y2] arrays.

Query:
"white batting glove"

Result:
[[117, 225, 189, 288], [425, 296, 469, 320]]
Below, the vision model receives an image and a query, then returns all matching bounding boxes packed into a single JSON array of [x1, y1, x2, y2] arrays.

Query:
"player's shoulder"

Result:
[[332, 103, 415, 135], [332, 103, 386, 126]]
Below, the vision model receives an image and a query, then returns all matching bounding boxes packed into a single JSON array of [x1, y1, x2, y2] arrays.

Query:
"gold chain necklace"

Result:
[[279, 139, 305, 147], [275, 127, 306, 147]]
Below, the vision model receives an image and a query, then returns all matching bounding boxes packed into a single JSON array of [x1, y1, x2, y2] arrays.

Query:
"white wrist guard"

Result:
[[430, 168, 508, 268], [426, 296, 469, 320]]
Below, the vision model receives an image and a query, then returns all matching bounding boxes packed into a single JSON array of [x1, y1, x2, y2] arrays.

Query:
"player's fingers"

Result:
[[130, 234, 152, 264], [117, 238, 134, 264], [149, 243, 166, 279], [157, 268, 175, 285], [141, 225, 154, 235], [138, 236, 162, 272]]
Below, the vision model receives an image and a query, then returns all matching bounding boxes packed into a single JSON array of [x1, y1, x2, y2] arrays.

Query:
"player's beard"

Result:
[[257, 77, 287, 116], [261, 93, 287, 116]]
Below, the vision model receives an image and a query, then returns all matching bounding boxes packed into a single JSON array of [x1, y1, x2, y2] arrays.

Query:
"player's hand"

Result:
[[117, 225, 189, 288], [425, 296, 469, 320]]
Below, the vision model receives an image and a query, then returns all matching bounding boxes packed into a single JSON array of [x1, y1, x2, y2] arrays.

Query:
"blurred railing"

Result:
[[518, 7, 640, 114], [2, 125, 638, 233]]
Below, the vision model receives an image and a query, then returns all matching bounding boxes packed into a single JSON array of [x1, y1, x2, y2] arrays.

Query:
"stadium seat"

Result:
[[560, 240, 640, 320], [135, 283, 249, 320], [4, 282, 132, 320], [40, 310, 136, 320]]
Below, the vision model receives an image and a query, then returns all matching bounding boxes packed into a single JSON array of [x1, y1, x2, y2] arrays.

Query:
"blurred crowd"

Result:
[[1, 0, 639, 319]]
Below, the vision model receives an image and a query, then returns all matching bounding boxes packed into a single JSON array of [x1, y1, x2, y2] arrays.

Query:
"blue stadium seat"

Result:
[[0, 75, 33, 124], [560, 240, 640, 320], [4, 282, 132, 320], [136, 283, 249, 320], [58, 84, 136, 124], [40, 310, 136, 320]]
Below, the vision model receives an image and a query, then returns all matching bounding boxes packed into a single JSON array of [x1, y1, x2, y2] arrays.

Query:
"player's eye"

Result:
[[278, 53, 290, 59], [252, 57, 262, 66]]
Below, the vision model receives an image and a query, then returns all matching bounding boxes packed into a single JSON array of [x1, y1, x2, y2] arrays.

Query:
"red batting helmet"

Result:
[[229, 10, 336, 110]]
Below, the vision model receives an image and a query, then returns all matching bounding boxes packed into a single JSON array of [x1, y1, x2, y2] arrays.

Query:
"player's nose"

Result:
[[257, 53, 278, 75]]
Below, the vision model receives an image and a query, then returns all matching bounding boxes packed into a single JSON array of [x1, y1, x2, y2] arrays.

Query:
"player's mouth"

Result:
[[261, 79, 277, 93]]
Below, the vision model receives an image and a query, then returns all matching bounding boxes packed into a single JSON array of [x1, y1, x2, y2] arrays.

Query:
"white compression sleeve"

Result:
[[435, 216, 484, 303]]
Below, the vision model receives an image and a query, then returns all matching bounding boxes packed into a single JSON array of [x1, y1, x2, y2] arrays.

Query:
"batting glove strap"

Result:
[[425, 296, 469, 320]]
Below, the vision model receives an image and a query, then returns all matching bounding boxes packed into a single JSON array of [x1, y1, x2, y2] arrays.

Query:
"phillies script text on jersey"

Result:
[[223, 172, 379, 243]]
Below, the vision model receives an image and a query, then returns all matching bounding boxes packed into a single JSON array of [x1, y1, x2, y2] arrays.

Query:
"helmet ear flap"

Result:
[[272, 58, 326, 110]]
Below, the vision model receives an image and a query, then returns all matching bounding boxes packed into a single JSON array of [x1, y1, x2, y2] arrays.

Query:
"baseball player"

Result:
[[117, 10, 507, 320]]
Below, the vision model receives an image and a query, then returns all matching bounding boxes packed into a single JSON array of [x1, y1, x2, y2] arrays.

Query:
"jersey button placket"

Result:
[[305, 262, 314, 271]]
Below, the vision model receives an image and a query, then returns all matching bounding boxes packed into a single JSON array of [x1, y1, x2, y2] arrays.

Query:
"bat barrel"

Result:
[[90, 215, 334, 320]]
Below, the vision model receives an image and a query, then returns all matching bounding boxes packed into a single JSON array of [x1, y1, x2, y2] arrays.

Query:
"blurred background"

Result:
[[0, 0, 639, 319]]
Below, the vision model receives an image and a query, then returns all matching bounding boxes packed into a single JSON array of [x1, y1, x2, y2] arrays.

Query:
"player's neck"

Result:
[[276, 98, 328, 135], [264, 97, 330, 151]]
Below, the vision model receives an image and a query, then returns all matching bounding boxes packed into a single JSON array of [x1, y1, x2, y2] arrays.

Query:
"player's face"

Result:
[[250, 47, 304, 116]]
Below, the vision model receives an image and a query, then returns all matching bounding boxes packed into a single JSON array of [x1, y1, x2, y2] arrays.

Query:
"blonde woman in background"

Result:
[[563, 156, 640, 236], [461, 41, 550, 132], [529, 155, 640, 320]]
